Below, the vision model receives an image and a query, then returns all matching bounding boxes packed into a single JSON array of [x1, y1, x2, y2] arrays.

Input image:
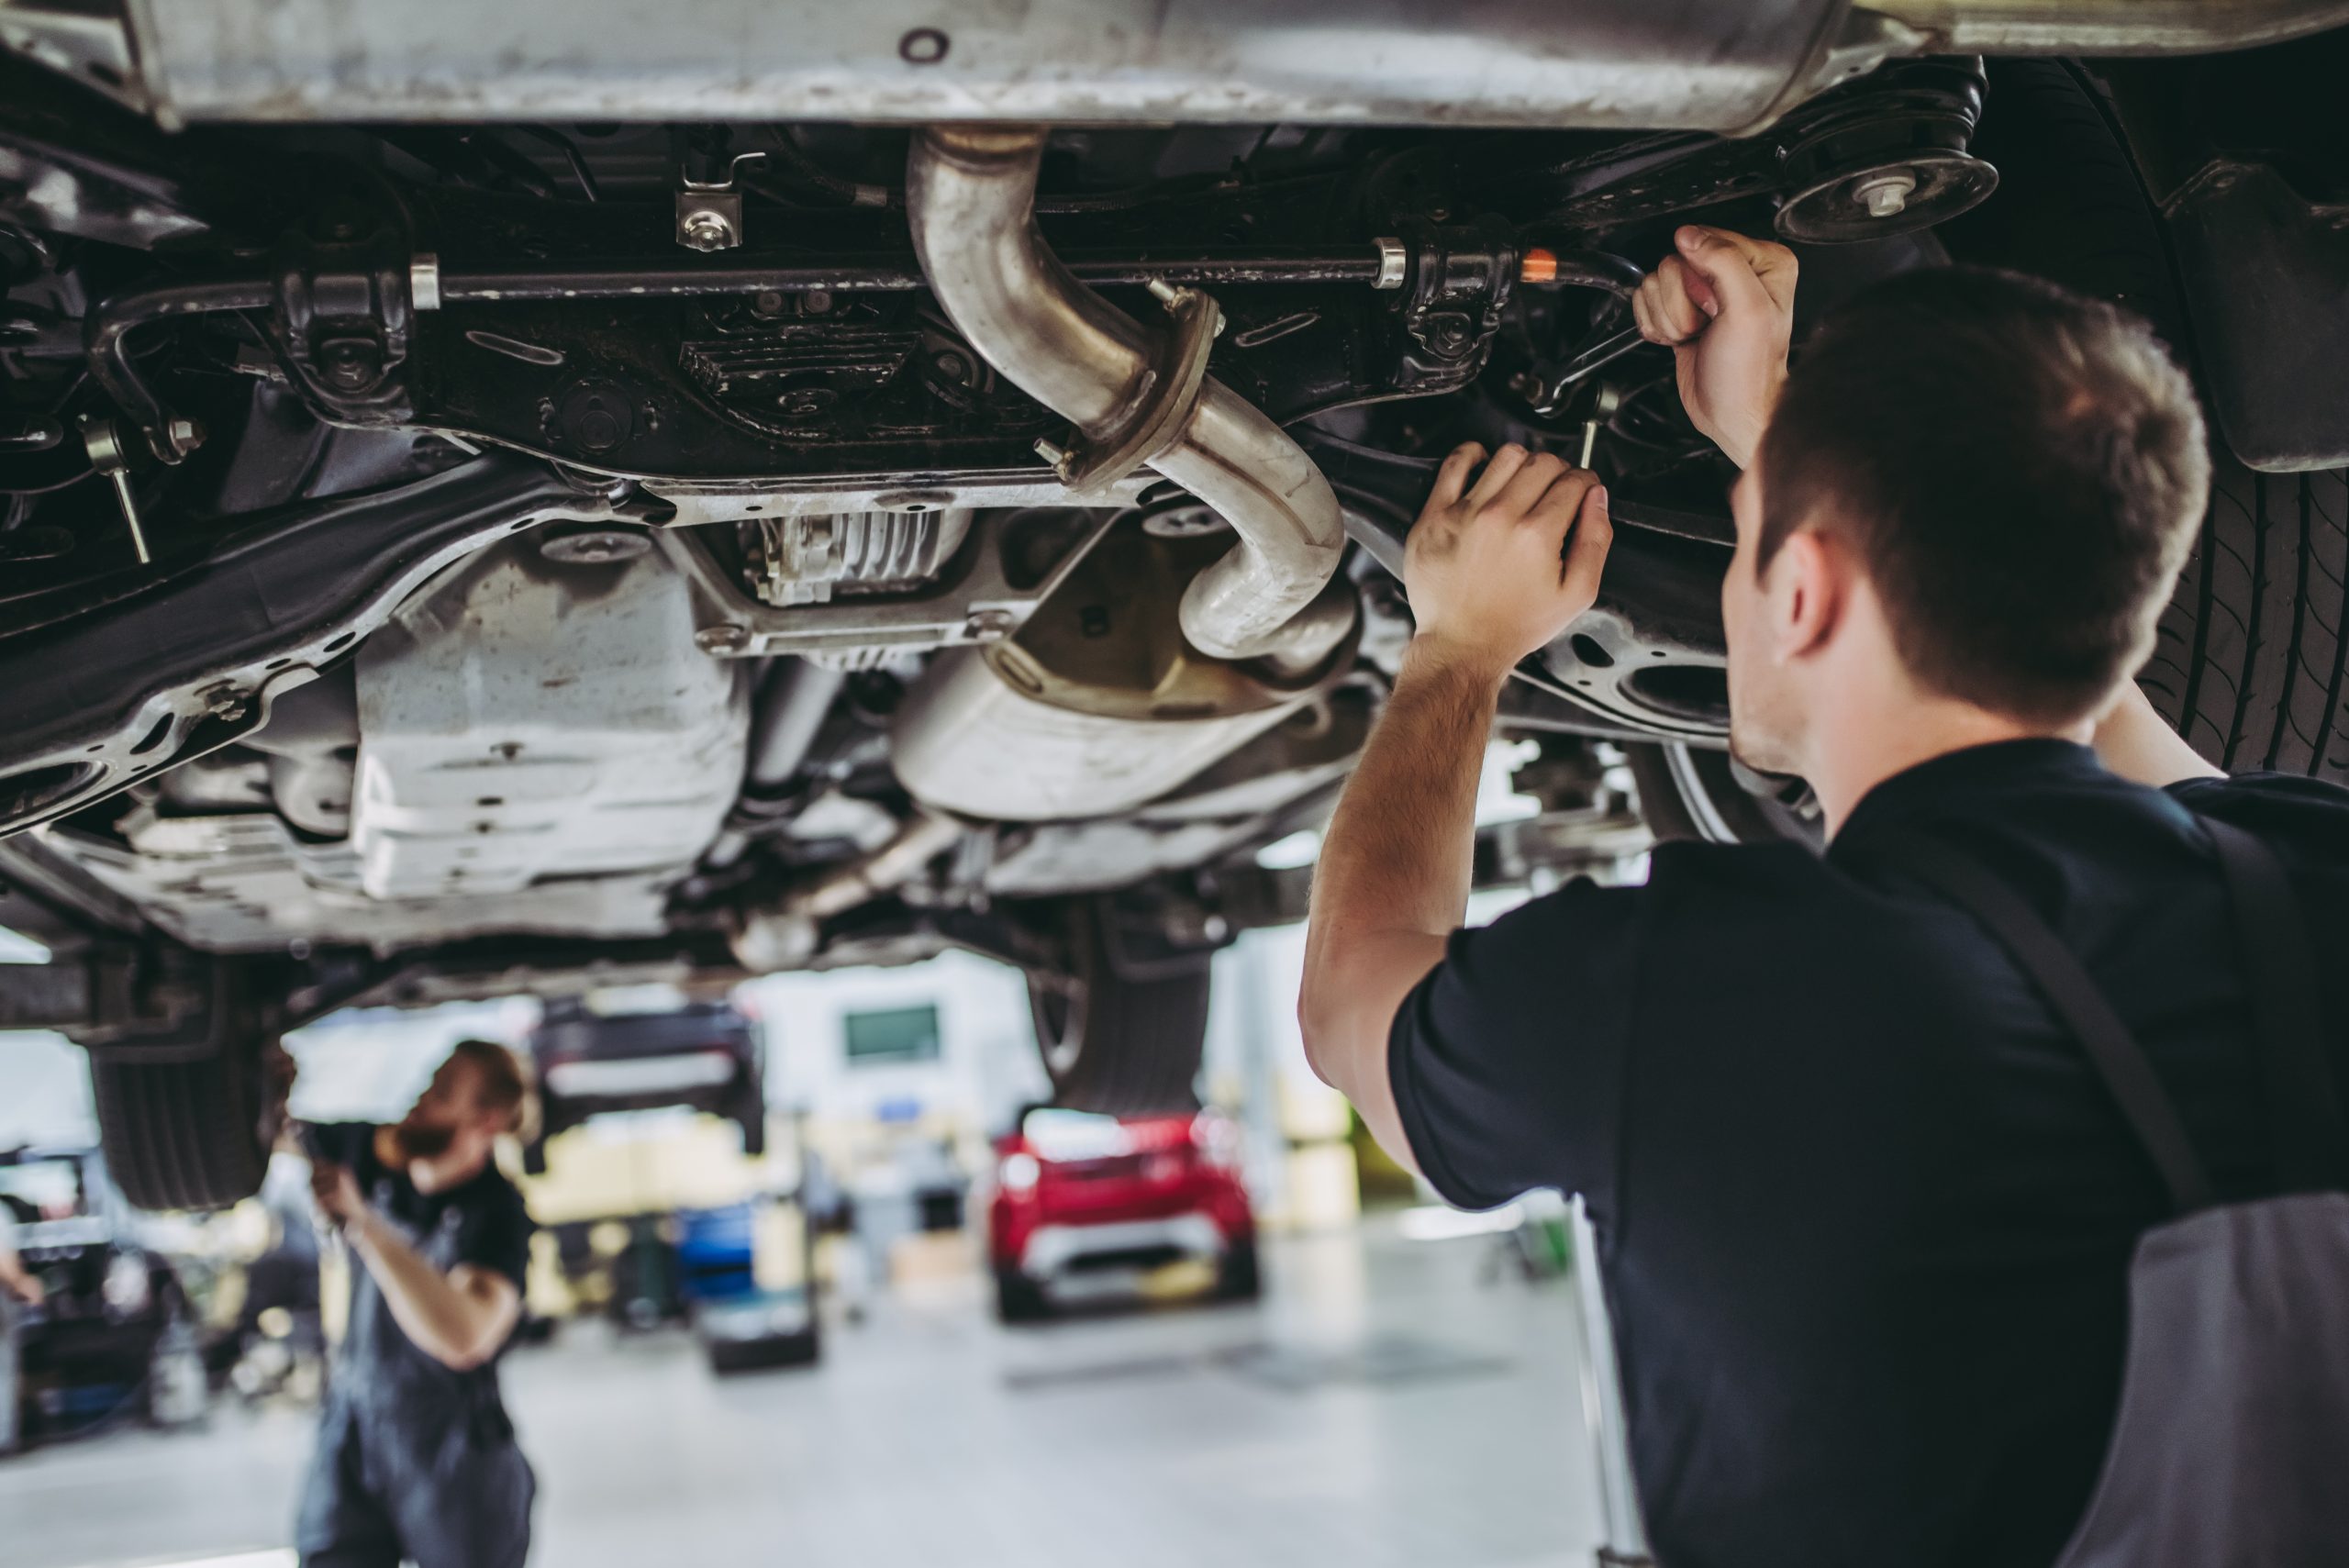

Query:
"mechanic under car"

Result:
[[297, 1040, 539, 1568], [1298, 227, 2349, 1568]]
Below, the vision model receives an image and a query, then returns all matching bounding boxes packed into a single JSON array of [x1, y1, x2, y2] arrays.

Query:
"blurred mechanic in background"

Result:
[[299, 1039, 538, 1568]]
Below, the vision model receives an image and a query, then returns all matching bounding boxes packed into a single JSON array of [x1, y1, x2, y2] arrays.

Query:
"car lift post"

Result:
[[1569, 1196, 1653, 1567]]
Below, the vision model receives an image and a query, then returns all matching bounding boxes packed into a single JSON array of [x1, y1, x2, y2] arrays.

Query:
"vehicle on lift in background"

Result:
[[988, 1107, 1259, 1323], [515, 996, 814, 1372], [523, 991, 768, 1173], [0, 2, 2344, 1212], [1, 1147, 203, 1445]]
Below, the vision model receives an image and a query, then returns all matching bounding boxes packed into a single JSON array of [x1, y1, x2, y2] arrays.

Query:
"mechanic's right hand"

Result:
[[310, 1161, 364, 1229], [1405, 442, 1611, 682], [5, 1273, 40, 1307], [1632, 225, 1797, 470]]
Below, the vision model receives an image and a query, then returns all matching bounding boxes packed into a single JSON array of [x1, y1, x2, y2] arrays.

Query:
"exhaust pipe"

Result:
[[907, 126, 1346, 663], [731, 810, 964, 971]]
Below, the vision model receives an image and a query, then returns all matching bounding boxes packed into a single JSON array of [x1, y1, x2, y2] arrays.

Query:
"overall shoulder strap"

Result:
[[2199, 818, 2349, 1193], [1877, 835, 2218, 1215]]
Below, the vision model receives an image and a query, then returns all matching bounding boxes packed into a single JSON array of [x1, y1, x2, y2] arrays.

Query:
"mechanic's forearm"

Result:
[[2093, 683, 2223, 787], [1708, 365, 1785, 472], [1301, 639, 1503, 1027], [344, 1207, 505, 1370]]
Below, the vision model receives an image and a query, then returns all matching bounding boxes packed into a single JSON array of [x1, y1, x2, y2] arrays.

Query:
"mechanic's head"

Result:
[[1723, 266, 2210, 778], [394, 1039, 531, 1170]]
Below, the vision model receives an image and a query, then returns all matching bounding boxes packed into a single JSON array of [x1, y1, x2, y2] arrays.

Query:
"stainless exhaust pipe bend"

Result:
[[907, 126, 1347, 662]]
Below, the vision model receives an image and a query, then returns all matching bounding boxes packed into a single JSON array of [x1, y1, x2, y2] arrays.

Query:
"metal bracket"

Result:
[[1034, 278, 1222, 498], [677, 151, 768, 252]]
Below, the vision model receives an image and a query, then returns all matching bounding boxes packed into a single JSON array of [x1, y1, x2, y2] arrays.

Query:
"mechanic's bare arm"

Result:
[[1633, 226, 1798, 470], [315, 1164, 519, 1370], [2093, 682, 2225, 786], [1300, 444, 1612, 1169], [0, 1244, 43, 1306]]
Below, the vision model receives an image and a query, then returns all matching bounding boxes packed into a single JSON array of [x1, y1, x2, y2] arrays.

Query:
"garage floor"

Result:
[[5, 1223, 1604, 1568]]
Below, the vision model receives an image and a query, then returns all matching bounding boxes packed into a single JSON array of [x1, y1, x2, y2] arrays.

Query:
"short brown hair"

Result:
[[448, 1038, 533, 1139], [1756, 267, 2210, 725]]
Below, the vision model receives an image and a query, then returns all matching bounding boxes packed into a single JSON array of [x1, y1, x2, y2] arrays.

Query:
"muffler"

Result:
[[906, 125, 1347, 664]]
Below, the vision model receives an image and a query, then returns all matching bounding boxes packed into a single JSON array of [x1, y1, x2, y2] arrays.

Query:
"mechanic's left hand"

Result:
[[309, 1161, 365, 1229], [1405, 442, 1611, 679]]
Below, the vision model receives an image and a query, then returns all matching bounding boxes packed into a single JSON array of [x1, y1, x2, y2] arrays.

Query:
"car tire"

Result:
[[90, 964, 282, 1212], [1216, 1235, 1264, 1303], [1636, 59, 2349, 852], [1026, 896, 1208, 1118], [994, 1265, 1052, 1325], [1625, 743, 1824, 848], [1950, 59, 2349, 785]]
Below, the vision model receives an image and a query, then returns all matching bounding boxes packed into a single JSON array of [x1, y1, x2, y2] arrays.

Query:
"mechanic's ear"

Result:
[[1768, 528, 1843, 664]]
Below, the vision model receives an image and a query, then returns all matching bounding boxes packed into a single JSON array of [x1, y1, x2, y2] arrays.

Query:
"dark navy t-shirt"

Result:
[[1388, 740, 2349, 1568], [311, 1122, 532, 1294]]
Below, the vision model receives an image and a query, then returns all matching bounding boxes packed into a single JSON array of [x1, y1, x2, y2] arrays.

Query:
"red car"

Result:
[[987, 1108, 1259, 1322]]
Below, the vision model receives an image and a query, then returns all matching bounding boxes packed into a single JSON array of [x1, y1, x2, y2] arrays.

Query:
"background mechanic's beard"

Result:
[[391, 1118, 457, 1160]]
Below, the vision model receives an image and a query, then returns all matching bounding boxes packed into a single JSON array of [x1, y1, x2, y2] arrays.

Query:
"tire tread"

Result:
[[1963, 61, 2349, 785]]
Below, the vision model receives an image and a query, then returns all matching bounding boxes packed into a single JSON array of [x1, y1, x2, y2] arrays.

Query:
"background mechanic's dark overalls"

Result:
[[295, 1146, 535, 1568]]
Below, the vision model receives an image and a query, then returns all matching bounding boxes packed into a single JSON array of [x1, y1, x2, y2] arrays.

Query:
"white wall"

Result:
[[0, 1030, 96, 1150], [742, 949, 1045, 1138], [284, 997, 540, 1123]]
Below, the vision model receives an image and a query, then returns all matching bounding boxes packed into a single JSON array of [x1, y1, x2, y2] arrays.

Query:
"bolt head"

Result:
[[320, 340, 381, 389], [680, 211, 735, 251], [199, 684, 249, 720], [165, 417, 204, 453], [696, 625, 750, 654], [576, 407, 619, 450], [1852, 169, 1918, 220]]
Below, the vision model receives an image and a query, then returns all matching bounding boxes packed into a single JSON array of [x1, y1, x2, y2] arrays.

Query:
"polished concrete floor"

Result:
[[5, 1223, 1604, 1568]]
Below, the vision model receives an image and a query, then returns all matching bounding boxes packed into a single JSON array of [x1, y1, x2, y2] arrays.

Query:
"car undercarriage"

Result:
[[3, 1, 2346, 1208]]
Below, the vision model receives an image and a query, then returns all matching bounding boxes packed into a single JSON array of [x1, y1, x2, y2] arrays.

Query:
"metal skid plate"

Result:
[[349, 536, 749, 902], [39, 812, 682, 952]]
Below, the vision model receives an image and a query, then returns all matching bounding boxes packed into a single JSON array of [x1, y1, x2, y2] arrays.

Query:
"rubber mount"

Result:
[[1774, 150, 1999, 245]]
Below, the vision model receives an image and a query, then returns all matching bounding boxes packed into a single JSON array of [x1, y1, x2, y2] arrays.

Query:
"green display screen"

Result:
[[842, 1004, 942, 1064]]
